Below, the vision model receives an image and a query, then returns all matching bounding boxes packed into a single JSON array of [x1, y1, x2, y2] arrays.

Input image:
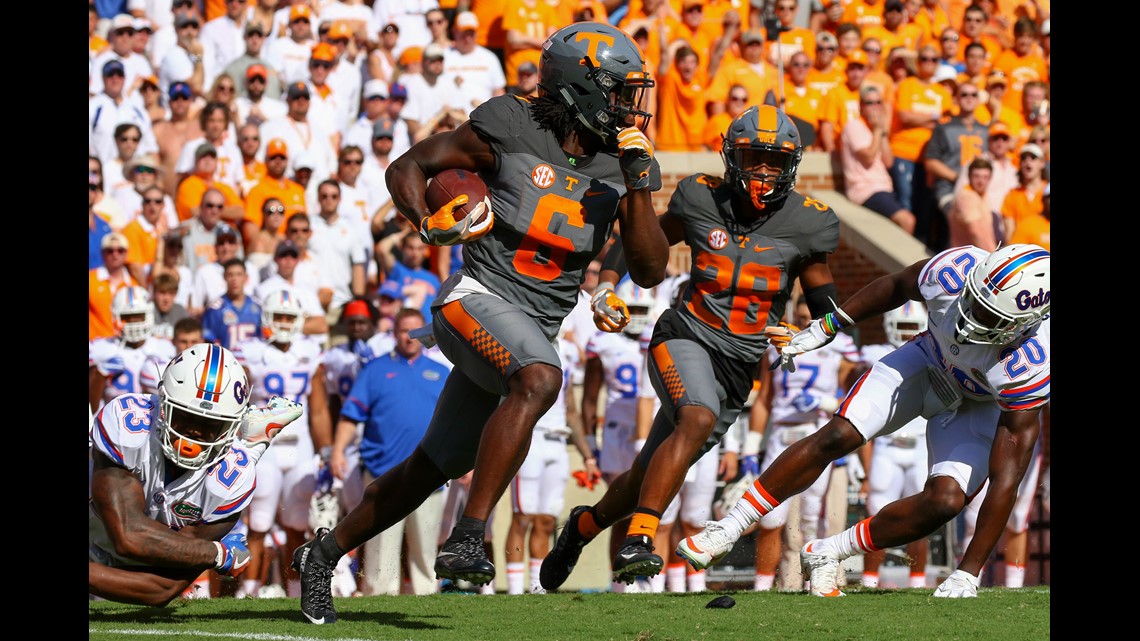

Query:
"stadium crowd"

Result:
[[89, 0, 1050, 602]]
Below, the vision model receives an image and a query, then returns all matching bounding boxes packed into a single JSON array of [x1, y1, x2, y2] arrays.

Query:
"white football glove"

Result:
[[591, 285, 630, 332], [772, 319, 837, 372], [241, 396, 304, 451], [933, 570, 980, 598]]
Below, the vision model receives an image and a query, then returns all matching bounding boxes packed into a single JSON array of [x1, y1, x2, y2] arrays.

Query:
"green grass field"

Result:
[[89, 587, 1050, 641]]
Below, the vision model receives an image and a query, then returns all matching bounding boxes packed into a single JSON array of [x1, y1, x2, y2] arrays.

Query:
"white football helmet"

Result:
[[156, 343, 249, 470], [883, 301, 928, 347], [955, 244, 1050, 345], [112, 285, 155, 343], [615, 278, 654, 338], [261, 289, 304, 344]]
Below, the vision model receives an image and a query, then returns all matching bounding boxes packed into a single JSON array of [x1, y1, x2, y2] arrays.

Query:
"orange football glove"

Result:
[[764, 322, 801, 350], [591, 286, 630, 332], [419, 194, 494, 246], [572, 469, 600, 491]]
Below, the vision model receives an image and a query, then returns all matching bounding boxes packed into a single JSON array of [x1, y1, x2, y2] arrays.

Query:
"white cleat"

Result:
[[676, 521, 736, 571], [800, 540, 845, 597], [933, 570, 980, 598]]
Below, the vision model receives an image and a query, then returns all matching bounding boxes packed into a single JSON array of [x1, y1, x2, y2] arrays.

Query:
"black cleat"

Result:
[[612, 535, 663, 584], [292, 527, 337, 625], [435, 531, 496, 585], [540, 505, 593, 591]]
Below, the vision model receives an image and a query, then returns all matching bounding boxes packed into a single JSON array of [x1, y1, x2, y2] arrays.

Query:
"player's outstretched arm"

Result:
[[89, 561, 200, 606]]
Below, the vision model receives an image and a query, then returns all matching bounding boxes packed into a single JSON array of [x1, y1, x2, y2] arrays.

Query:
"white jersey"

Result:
[[322, 342, 370, 401], [89, 393, 258, 567], [766, 332, 857, 425], [536, 337, 579, 435], [233, 337, 324, 443], [918, 246, 1050, 410], [586, 331, 643, 428], [89, 337, 176, 406]]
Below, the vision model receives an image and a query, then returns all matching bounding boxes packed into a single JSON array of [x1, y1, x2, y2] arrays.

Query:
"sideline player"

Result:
[[89, 343, 302, 605], [540, 105, 843, 589], [680, 244, 1050, 599], [291, 21, 669, 624], [89, 285, 176, 413]]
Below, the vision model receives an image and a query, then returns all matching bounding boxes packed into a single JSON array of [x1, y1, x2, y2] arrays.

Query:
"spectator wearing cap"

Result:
[[113, 153, 177, 230], [956, 3, 1001, 69], [303, 42, 353, 135], [90, 232, 140, 340], [766, 0, 817, 69], [244, 137, 307, 242], [317, 21, 364, 137], [373, 280, 404, 337], [1000, 143, 1047, 245], [502, 0, 559, 88], [198, 257, 261, 347], [175, 142, 244, 222], [309, 179, 368, 322], [91, 14, 156, 97], [291, 151, 319, 188], [861, 0, 922, 59], [223, 21, 283, 100], [654, 41, 709, 152], [443, 11, 506, 112], [888, 43, 952, 250], [260, 80, 337, 178], [90, 165, 115, 271], [982, 122, 1019, 215], [840, 85, 917, 235], [344, 80, 393, 162], [264, 3, 318, 86], [200, 0, 252, 75], [807, 30, 845, 97], [147, 0, 199, 71], [368, 22, 401, 87], [90, 58, 158, 167], [320, 146, 377, 256], [131, 18, 155, 64], [506, 61, 539, 98], [254, 239, 330, 341], [707, 30, 780, 118], [158, 12, 216, 101], [152, 81, 198, 195], [978, 70, 1027, 143], [931, 63, 959, 97], [819, 49, 872, 152], [359, 118, 398, 214], [396, 46, 425, 77], [400, 42, 469, 144], [175, 101, 244, 194], [374, 0, 438, 59], [138, 74, 167, 123], [235, 64, 287, 126]]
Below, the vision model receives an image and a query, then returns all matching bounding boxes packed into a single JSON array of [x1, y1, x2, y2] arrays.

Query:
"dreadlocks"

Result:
[[530, 93, 578, 142]]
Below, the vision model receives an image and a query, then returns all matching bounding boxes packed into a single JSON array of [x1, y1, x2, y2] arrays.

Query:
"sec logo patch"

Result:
[[708, 228, 729, 250], [531, 164, 556, 189]]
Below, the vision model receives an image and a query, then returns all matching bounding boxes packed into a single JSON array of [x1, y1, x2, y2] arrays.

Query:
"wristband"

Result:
[[592, 281, 618, 304], [743, 430, 763, 456], [584, 457, 597, 465]]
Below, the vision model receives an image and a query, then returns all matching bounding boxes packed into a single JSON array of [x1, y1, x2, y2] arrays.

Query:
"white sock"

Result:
[[666, 563, 687, 593], [1005, 563, 1025, 589], [861, 572, 879, 588], [724, 483, 776, 538], [908, 573, 927, 589], [687, 570, 706, 593], [650, 572, 665, 593], [754, 573, 775, 591], [506, 562, 525, 595], [529, 559, 544, 594], [816, 518, 876, 561]]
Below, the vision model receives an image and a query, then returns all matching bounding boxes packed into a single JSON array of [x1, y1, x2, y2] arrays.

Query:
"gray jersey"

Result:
[[460, 95, 662, 339], [667, 174, 840, 363]]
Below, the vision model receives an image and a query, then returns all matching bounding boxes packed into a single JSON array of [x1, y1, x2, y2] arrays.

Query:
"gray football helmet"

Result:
[[721, 105, 804, 207], [538, 23, 654, 145]]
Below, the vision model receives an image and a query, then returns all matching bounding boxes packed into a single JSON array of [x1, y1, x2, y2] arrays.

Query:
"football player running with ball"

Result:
[[679, 243, 1050, 599], [291, 22, 669, 624], [541, 104, 845, 590]]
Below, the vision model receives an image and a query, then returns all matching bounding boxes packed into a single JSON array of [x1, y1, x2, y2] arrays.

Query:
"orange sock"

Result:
[[577, 509, 603, 540], [626, 509, 661, 541]]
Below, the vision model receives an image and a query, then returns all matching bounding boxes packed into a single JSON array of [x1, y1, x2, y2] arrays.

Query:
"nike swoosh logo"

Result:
[[437, 551, 458, 557], [619, 552, 638, 560], [585, 189, 607, 197], [754, 246, 775, 253]]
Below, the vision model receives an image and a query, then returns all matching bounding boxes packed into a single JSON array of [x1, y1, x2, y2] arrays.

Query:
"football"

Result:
[[425, 168, 490, 225]]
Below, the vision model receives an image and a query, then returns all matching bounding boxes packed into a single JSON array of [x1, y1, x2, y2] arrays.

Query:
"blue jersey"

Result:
[[387, 262, 441, 323], [201, 296, 262, 349]]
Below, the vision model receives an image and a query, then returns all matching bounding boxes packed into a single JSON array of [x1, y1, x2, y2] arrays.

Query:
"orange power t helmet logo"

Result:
[[575, 32, 615, 64]]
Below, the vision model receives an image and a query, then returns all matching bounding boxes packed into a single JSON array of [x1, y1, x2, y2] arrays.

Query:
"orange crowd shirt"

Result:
[[175, 175, 244, 222], [244, 177, 307, 232], [655, 64, 710, 152], [89, 269, 139, 340], [991, 49, 1048, 111], [502, 0, 559, 87], [890, 77, 952, 162]]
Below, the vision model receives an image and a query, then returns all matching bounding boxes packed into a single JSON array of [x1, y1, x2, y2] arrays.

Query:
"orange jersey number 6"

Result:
[[513, 193, 585, 281]]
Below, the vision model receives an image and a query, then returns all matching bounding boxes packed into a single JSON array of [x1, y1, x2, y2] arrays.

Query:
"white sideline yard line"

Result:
[[89, 629, 399, 641]]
